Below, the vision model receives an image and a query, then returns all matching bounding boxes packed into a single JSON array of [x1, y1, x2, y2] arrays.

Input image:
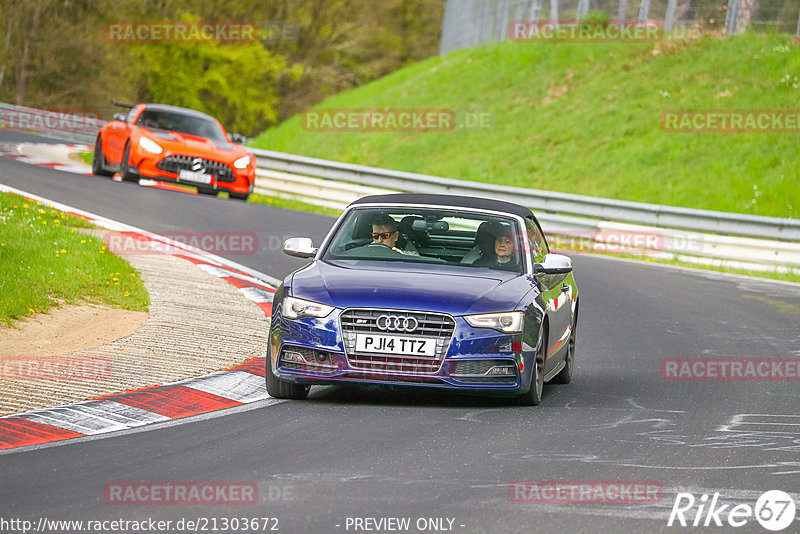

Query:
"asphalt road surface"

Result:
[[1, 131, 799, 533]]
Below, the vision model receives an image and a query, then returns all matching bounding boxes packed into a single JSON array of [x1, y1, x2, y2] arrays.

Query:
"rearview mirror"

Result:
[[113, 113, 126, 122], [535, 254, 573, 275], [230, 133, 246, 144], [283, 237, 317, 259]]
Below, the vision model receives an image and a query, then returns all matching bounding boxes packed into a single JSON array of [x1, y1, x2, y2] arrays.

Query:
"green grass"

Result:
[[248, 192, 342, 217], [78, 149, 93, 166], [251, 32, 800, 219], [0, 192, 149, 326]]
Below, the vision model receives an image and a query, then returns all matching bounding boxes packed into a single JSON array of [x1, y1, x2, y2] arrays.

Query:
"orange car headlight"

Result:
[[233, 155, 251, 169], [139, 136, 163, 155]]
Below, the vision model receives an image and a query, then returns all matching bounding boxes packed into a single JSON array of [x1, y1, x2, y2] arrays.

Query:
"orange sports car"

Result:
[[92, 103, 256, 200]]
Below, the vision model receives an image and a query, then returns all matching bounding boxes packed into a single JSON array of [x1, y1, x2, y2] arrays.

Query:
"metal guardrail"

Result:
[[250, 148, 800, 242], [0, 102, 104, 146], [2, 102, 797, 273]]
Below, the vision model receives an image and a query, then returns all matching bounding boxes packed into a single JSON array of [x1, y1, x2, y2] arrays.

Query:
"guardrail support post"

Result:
[[665, 0, 677, 32], [725, 0, 740, 34], [550, 0, 559, 25], [796, 4, 800, 36], [577, 0, 590, 20], [637, 0, 651, 22]]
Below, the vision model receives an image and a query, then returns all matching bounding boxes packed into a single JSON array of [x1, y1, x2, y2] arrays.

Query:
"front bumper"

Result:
[[130, 150, 255, 194], [270, 308, 536, 397]]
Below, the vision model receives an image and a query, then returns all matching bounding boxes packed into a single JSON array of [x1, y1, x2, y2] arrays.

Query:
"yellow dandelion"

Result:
[[55, 253, 60, 257], [14, 204, 18, 208], [36, 216, 41, 220], [106, 281, 110, 285], [115, 282, 120, 285], [50, 209, 57, 214], [29, 308, 35, 313], [1, 243, 4, 247], [113, 277, 119, 282], [102, 245, 107, 250], [71, 228, 76, 233], [60, 249, 66, 254], [38, 209, 45, 214], [22, 203, 28, 208], [124, 291, 129, 297], [42, 220, 47, 225]]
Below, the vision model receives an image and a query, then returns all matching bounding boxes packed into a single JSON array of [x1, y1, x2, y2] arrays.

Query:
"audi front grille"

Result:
[[156, 155, 236, 182], [340, 308, 455, 374]]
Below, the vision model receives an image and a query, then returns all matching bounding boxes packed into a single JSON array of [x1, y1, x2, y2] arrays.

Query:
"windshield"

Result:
[[322, 207, 525, 274], [136, 109, 227, 143]]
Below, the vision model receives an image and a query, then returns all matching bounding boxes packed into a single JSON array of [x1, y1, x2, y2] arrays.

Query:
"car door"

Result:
[[525, 216, 572, 375]]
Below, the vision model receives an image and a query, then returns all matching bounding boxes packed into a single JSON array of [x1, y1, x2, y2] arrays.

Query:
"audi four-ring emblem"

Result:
[[376, 314, 419, 332]]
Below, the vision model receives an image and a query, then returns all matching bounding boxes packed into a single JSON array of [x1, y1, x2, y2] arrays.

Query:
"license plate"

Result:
[[355, 334, 435, 357], [179, 169, 213, 184]]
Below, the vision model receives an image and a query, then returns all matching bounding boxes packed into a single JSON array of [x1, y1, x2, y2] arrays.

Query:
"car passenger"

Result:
[[473, 222, 519, 272]]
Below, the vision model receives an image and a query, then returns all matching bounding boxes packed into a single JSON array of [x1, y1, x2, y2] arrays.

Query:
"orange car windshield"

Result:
[[137, 110, 227, 143]]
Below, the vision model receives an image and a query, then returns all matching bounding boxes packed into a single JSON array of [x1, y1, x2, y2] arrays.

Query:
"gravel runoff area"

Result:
[[0, 240, 271, 416]]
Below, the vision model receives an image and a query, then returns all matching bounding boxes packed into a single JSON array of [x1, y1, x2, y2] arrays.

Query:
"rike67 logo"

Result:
[[668, 490, 796, 531]]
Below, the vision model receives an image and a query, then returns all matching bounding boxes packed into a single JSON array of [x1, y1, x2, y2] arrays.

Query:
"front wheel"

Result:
[[119, 142, 138, 182], [266, 346, 311, 400], [229, 178, 252, 201], [515, 327, 545, 406], [553, 309, 577, 384], [91, 137, 114, 177]]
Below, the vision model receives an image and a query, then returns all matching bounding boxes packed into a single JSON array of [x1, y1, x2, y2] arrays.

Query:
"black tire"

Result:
[[553, 307, 578, 384], [266, 343, 311, 400], [515, 326, 545, 406], [197, 186, 217, 196], [91, 137, 114, 177], [229, 178, 253, 201], [119, 142, 138, 182]]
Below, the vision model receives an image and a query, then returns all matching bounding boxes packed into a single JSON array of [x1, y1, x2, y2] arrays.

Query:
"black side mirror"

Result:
[[230, 133, 246, 144]]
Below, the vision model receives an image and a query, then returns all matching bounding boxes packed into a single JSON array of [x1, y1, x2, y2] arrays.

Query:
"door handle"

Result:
[[561, 285, 570, 293]]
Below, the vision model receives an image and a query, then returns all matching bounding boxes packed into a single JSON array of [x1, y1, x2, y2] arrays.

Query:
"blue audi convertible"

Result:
[[268, 193, 579, 405]]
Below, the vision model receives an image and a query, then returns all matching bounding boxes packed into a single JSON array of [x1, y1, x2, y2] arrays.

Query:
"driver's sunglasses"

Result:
[[372, 231, 396, 240]]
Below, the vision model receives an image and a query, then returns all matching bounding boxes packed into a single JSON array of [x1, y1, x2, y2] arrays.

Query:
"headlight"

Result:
[[233, 155, 251, 169], [283, 296, 334, 319], [139, 136, 163, 154], [464, 311, 523, 333]]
